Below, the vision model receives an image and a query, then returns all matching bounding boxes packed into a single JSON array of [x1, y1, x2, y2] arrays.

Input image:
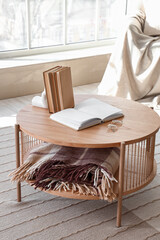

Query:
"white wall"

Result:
[[0, 54, 110, 99]]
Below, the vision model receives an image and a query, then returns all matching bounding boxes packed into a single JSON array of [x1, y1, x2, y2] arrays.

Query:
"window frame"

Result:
[[0, 0, 129, 59]]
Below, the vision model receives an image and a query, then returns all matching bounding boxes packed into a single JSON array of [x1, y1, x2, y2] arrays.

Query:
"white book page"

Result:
[[50, 108, 101, 130], [75, 98, 123, 121]]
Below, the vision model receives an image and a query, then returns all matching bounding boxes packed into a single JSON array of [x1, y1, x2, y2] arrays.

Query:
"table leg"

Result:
[[15, 124, 21, 202], [116, 142, 125, 227]]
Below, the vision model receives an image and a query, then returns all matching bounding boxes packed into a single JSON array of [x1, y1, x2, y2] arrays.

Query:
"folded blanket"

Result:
[[10, 143, 120, 202]]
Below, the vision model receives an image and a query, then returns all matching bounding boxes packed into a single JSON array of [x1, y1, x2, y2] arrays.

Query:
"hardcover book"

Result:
[[43, 66, 74, 113], [56, 67, 75, 110], [43, 66, 62, 113]]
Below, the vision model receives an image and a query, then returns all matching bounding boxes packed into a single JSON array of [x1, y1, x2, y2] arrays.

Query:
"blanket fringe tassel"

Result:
[[9, 160, 118, 202]]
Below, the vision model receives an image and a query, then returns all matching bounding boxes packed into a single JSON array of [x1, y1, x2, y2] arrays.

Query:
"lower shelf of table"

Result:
[[26, 160, 157, 201]]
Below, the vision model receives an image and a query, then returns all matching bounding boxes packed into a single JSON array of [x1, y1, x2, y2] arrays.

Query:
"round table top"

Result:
[[17, 95, 160, 148]]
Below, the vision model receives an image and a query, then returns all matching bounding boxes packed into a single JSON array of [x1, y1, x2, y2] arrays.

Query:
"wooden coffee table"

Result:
[[15, 95, 160, 227]]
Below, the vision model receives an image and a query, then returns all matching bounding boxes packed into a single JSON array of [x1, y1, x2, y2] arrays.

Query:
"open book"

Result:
[[50, 98, 124, 130]]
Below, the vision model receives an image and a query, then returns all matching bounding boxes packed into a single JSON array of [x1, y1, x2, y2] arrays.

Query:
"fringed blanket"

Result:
[[10, 143, 120, 202], [98, 10, 160, 100]]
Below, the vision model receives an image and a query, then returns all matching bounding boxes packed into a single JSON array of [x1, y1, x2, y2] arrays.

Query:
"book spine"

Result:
[[67, 67, 75, 108], [43, 72, 55, 113], [56, 67, 75, 110], [53, 72, 61, 112], [56, 72, 65, 110], [48, 72, 59, 113]]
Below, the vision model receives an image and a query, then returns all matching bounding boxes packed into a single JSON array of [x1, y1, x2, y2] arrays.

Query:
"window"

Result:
[[0, 0, 128, 57]]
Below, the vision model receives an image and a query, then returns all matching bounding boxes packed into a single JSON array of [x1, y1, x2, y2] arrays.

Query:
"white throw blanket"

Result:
[[98, 10, 160, 101]]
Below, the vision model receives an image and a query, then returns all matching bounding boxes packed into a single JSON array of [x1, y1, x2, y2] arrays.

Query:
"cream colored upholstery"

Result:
[[143, 0, 160, 35], [98, 0, 160, 100]]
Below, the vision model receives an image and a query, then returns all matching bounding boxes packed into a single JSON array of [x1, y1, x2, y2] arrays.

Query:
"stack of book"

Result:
[[43, 66, 75, 113]]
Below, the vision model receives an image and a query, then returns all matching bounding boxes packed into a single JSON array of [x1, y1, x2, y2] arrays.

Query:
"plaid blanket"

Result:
[[10, 143, 120, 202]]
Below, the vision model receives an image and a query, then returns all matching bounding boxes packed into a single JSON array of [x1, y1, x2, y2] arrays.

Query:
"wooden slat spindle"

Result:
[[15, 124, 21, 202], [117, 142, 125, 227]]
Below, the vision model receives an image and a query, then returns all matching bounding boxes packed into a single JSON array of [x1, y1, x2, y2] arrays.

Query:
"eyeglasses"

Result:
[[107, 120, 123, 132]]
